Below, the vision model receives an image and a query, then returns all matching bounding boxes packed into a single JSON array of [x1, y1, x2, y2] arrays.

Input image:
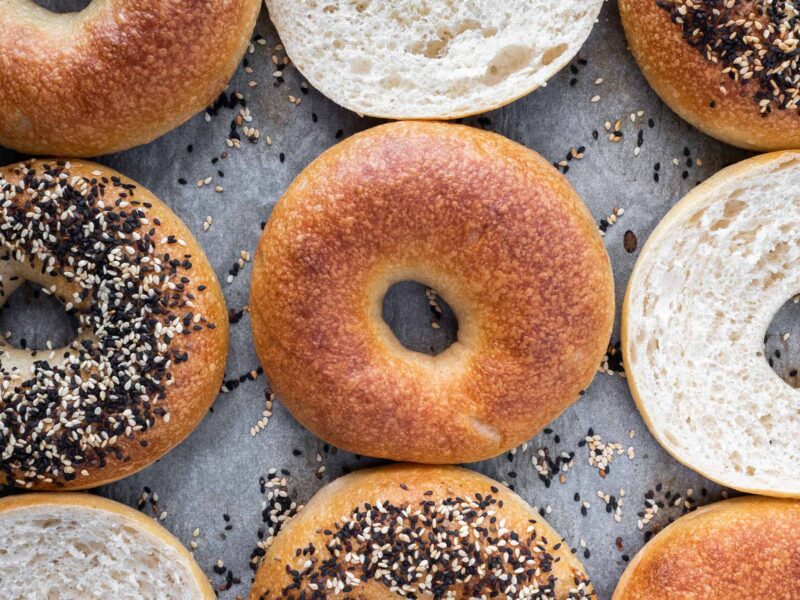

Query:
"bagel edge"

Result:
[[0, 492, 215, 598], [612, 496, 800, 599], [0, 159, 229, 490], [621, 150, 800, 498], [251, 464, 596, 599], [0, 0, 262, 156], [618, 0, 800, 151]]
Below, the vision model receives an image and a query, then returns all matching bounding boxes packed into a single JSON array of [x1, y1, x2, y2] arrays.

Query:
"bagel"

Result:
[[0, 492, 214, 599], [0, 0, 261, 156], [618, 0, 800, 150], [250, 122, 614, 464], [250, 464, 595, 599], [622, 151, 800, 496], [613, 496, 800, 599], [265, 0, 604, 119], [0, 159, 228, 489]]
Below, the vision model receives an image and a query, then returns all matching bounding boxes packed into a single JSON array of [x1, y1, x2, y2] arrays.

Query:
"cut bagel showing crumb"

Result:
[[265, 0, 603, 119], [623, 151, 800, 497], [0, 493, 214, 600]]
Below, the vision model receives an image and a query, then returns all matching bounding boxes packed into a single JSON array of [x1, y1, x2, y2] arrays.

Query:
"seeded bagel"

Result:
[[251, 464, 596, 599], [619, 0, 800, 150], [613, 496, 800, 599], [250, 121, 614, 464], [623, 151, 800, 496], [0, 0, 261, 156], [0, 159, 228, 489], [0, 492, 215, 599]]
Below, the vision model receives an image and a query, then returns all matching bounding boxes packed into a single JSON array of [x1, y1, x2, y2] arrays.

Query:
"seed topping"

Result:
[[260, 491, 594, 599], [658, 0, 800, 113], [0, 161, 211, 487]]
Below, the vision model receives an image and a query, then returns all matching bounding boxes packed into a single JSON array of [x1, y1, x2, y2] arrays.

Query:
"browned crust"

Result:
[[0, 0, 261, 156], [0, 492, 215, 598], [618, 0, 800, 151], [613, 496, 800, 599], [250, 121, 614, 464], [250, 464, 595, 599], [0, 159, 229, 490]]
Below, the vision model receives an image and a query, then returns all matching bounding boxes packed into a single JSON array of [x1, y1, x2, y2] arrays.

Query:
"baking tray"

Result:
[[3, 2, 797, 598]]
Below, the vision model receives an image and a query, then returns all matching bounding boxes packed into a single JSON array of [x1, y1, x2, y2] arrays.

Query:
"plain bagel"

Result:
[[613, 496, 800, 599], [0, 492, 215, 599], [0, 0, 261, 156], [250, 121, 614, 464], [623, 151, 800, 496], [251, 464, 596, 599], [0, 159, 228, 489], [619, 0, 800, 150]]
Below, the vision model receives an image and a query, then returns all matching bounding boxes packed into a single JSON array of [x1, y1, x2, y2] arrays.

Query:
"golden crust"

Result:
[[621, 150, 800, 497], [250, 121, 614, 464], [0, 159, 229, 490], [613, 496, 800, 599], [0, 0, 261, 156], [0, 492, 215, 598], [251, 464, 595, 599], [618, 0, 800, 151]]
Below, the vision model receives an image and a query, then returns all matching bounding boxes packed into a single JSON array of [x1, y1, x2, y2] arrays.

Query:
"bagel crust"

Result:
[[250, 121, 614, 464], [0, 159, 228, 489], [0, 0, 261, 156], [613, 496, 800, 599], [251, 464, 596, 599], [619, 0, 800, 150]]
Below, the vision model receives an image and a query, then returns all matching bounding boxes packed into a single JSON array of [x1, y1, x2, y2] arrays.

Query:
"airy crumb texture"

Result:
[[266, 0, 602, 118], [0, 504, 203, 599], [624, 151, 800, 495]]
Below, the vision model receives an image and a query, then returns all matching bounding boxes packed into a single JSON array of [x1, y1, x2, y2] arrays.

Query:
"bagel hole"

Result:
[[32, 0, 91, 13], [0, 282, 79, 352], [764, 294, 800, 389], [382, 281, 458, 356]]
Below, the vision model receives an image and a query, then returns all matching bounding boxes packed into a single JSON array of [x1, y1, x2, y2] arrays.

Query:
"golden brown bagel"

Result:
[[613, 496, 800, 599], [0, 159, 228, 489], [618, 0, 800, 150], [0, 0, 261, 156], [0, 492, 215, 598], [251, 464, 596, 599], [250, 121, 614, 464]]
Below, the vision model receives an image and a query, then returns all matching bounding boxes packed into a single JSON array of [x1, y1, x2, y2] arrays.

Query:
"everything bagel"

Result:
[[619, 0, 800, 150], [0, 0, 261, 156], [250, 122, 614, 464], [0, 159, 228, 489], [251, 464, 596, 599]]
